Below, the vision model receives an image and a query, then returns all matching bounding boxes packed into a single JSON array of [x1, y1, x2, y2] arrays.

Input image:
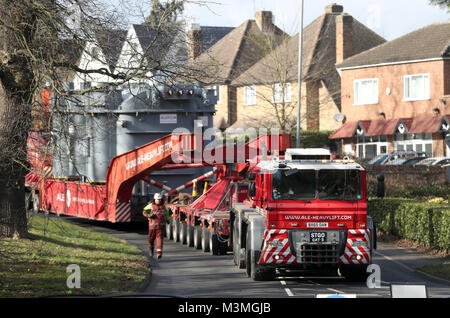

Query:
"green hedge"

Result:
[[368, 198, 450, 251]]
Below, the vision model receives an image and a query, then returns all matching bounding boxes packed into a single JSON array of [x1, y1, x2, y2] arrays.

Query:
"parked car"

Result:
[[385, 157, 427, 165], [368, 152, 428, 165], [417, 157, 450, 166]]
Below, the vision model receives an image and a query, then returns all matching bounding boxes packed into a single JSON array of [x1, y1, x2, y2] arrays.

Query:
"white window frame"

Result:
[[272, 82, 292, 104], [356, 136, 388, 159], [394, 133, 433, 156], [213, 85, 222, 104], [244, 85, 257, 106], [403, 73, 430, 101], [354, 78, 379, 105]]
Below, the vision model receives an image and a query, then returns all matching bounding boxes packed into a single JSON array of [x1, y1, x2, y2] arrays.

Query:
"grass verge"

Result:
[[419, 262, 450, 282], [0, 215, 149, 297]]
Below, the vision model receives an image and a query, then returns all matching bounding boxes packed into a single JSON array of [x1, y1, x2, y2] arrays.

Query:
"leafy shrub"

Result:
[[368, 198, 450, 251]]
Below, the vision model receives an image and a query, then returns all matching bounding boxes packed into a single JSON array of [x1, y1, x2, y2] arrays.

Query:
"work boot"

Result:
[[157, 254, 162, 259]]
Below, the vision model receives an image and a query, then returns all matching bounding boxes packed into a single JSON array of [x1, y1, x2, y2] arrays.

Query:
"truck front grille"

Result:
[[297, 243, 339, 264]]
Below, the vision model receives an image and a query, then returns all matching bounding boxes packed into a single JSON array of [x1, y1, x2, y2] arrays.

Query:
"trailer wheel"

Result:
[[173, 220, 180, 242], [166, 219, 173, 240], [209, 233, 220, 255], [193, 226, 202, 249], [219, 239, 229, 255], [232, 218, 245, 268], [201, 227, 210, 253], [32, 191, 40, 214], [186, 224, 194, 247], [179, 221, 187, 245]]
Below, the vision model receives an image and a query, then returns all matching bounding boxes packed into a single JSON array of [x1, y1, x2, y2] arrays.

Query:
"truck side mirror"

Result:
[[248, 172, 256, 181], [248, 182, 256, 197]]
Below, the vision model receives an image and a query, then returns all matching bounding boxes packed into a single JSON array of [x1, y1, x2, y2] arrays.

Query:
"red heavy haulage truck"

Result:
[[27, 98, 375, 281], [165, 134, 376, 282]]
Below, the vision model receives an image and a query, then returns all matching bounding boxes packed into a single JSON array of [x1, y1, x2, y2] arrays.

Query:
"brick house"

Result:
[[331, 21, 450, 159], [229, 4, 385, 132], [191, 11, 288, 130]]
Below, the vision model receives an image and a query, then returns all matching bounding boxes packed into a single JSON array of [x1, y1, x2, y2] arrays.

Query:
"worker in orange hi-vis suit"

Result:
[[38, 82, 52, 131], [143, 193, 171, 259]]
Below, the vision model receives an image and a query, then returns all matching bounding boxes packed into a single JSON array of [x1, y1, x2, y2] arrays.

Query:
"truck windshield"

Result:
[[318, 170, 362, 201], [272, 169, 316, 200]]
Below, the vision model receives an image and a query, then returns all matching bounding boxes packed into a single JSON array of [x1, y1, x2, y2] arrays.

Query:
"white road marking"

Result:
[[285, 288, 294, 297], [327, 288, 345, 294], [280, 280, 294, 296], [374, 251, 414, 272]]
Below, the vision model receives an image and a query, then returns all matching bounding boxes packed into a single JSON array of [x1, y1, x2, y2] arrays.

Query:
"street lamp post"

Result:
[[296, 0, 304, 148]]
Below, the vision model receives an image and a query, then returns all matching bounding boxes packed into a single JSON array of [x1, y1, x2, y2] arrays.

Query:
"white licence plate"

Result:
[[307, 222, 329, 228]]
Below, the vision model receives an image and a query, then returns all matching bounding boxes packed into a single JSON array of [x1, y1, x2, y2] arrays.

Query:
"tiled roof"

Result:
[[95, 29, 127, 70], [231, 11, 385, 109], [201, 26, 235, 51], [192, 19, 288, 84], [337, 21, 450, 69], [329, 115, 450, 139]]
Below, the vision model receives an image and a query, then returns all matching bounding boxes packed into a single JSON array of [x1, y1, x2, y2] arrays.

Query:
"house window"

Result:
[[244, 85, 256, 106], [273, 83, 292, 104], [404, 74, 430, 101], [213, 85, 221, 104], [394, 133, 433, 156], [354, 78, 378, 105], [356, 135, 388, 160]]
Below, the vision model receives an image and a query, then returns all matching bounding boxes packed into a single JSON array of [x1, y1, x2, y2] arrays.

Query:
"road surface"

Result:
[[63, 216, 450, 298]]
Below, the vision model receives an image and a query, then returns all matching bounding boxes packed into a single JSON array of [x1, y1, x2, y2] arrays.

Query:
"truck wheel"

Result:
[[250, 250, 276, 281], [186, 224, 194, 247], [246, 231, 275, 281], [339, 265, 369, 282], [201, 227, 210, 253], [179, 221, 187, 245], [173, 220, 180, 242], [193, 226, 202, 249], [210, 233, 220, 255]]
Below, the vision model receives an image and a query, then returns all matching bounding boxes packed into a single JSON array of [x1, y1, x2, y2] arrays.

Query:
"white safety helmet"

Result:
[[154, 193, 162, 200]]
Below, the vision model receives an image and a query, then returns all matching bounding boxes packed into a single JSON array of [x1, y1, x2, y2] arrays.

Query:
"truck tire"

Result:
[[219, 239, 229, 255], [339, 265, 369, 282], [186, 224, 194, 247], [193, 226, 202, 249], [246, 230, 275, 281], [173, 220, 180, 242], [201, 227, 210, 253], [179, 221, 187, 245], [210, 233, 220, 255]]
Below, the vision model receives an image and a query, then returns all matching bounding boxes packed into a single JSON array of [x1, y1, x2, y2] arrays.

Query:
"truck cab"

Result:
[[231, 149, 375, 281]]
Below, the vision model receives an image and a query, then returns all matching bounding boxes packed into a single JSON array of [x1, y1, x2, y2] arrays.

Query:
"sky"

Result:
[[181, 0, 449, 41]]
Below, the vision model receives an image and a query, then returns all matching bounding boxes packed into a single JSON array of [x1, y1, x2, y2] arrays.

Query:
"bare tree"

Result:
[[234, 27, 341, 135], [0, 0, 211, 238]]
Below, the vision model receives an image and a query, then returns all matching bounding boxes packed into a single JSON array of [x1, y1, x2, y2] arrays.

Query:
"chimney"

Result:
[[325, 3, 344, 14], [188, 23, 203, 62], [255, 11, 274, 33], [335, 13, 353, 64]]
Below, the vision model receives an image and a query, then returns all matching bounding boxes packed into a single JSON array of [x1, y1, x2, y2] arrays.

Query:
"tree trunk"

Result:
[[0, 185, 27, 238], [0, 83, 31, 239]]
